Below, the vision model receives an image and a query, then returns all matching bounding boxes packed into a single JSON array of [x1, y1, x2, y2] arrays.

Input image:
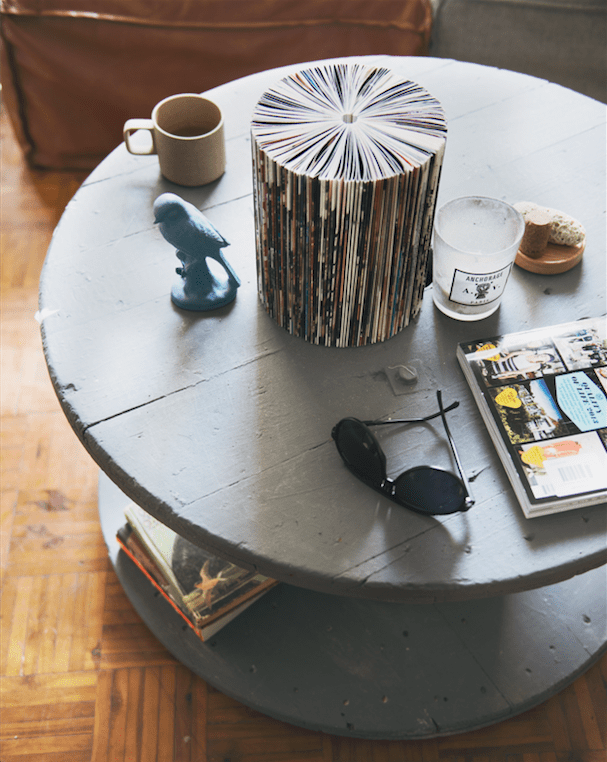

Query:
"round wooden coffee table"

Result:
[[40, 57, 606, 739]]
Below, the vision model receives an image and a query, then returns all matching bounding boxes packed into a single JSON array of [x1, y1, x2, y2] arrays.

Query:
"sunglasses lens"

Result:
[[334, 419, 386, 485], [394, 466, 466, 515]]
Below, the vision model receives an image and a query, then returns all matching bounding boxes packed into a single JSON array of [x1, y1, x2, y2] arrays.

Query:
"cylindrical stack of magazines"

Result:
[[251, 62, 447, 347]]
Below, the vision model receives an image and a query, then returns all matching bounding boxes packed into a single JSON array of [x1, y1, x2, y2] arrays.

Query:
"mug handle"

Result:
[[123, 119, 157, 155]]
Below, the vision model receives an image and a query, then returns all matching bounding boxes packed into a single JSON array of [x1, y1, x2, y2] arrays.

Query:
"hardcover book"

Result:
[[457, 316, 607, 517]]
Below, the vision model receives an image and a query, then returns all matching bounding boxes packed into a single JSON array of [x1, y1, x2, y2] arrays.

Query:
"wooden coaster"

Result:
[[515, 238, 585, 274]]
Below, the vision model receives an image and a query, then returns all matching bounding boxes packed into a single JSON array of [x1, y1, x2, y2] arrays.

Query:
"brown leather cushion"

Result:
[[0, 0, 432, 169]]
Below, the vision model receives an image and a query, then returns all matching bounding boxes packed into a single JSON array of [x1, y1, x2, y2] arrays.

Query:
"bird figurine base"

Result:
[[153, 192, 240, 313], [171, 254, 239, 311]]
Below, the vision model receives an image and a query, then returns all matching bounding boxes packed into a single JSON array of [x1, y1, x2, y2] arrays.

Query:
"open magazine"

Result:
[[457, 316, 607, 517], [251, 62, 447, 347], [117, 502, 277, 640]]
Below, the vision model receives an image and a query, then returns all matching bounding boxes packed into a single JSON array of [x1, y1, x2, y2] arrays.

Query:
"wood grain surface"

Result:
[[2, 85, 606, 760]]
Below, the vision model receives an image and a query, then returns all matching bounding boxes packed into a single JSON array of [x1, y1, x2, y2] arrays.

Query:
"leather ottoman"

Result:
[[0, 0, 432, 169]]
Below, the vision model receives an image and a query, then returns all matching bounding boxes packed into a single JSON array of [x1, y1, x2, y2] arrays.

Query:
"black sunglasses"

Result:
[[331, 390, 474, 515]]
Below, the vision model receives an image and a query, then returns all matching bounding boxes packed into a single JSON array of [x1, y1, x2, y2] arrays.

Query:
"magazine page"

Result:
[[458, 317, 607, 515]]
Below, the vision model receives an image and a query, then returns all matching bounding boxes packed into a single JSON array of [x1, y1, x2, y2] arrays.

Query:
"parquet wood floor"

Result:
[[1, 107, 605, 762]]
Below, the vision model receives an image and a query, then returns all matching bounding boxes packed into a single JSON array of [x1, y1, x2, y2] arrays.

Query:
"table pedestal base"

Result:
[[99, 474, 606, 740]]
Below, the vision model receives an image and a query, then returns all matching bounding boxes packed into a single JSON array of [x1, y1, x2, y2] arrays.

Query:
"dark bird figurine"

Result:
[[153, 192, 240, 311]]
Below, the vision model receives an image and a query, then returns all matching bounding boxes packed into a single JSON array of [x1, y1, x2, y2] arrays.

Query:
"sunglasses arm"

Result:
[[437, 392, 475, 510], [363, 400, 460, 427]]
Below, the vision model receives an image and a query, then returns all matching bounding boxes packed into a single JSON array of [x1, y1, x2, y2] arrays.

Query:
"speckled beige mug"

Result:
[[123, 94, 225, 186]]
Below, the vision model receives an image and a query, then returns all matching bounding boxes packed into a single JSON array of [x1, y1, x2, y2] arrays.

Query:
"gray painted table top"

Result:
[[40, 56, 607, 603]]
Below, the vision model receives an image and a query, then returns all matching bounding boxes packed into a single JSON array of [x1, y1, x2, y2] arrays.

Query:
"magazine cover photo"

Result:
[[458, 317, 607, 514]]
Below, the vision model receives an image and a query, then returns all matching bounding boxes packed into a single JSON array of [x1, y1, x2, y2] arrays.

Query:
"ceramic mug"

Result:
[[123, 94, 225, 186]]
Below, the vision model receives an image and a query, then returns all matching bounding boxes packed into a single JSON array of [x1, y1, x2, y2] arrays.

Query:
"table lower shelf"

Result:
[[99, 472, 607, 740]]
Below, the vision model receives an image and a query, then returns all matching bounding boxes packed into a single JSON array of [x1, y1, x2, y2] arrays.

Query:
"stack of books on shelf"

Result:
[[251, 62, 447, 347], [116, 502, 277, 641]]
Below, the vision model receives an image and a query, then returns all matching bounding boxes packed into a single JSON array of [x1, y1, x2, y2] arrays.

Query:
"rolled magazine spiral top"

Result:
[[251, 63, 447, 347]]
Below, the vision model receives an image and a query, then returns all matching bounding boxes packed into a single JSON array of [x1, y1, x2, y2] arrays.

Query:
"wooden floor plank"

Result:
[[4, 575, 34, 676], [174, 664, 195, 762], [140, 666, 162, 762], [0, 574, 18, 673], [124, 668, 144, 762], [107, 668, 129, 762], [1, 428, 24, 492], [0, 753, 92, 762], [191, 672, 209, 762], [37, 574, 63, 675], [53, 573, 79, 675], [1, 103, 605, 762], [1, 672, 97, 708], [0, 734, 93, 759], [70, 572, 106, 673], [1, 701, 95, 737], [90, 669, 113, 762], [5, 536, 110, 577], [21, 574, 47, 676], [158, 665, 178, 762]]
